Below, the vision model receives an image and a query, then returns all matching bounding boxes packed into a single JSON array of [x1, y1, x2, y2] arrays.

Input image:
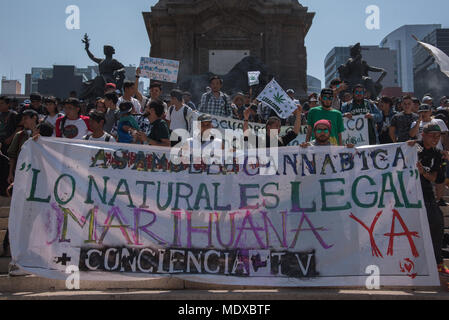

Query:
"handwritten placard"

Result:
[[139, 57, 180, 83]]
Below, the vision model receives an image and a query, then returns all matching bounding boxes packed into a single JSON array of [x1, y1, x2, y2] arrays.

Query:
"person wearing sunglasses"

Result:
[[341, 84, 382, 145], [306, 88, 345, 146], [301, 120, 354, 148]]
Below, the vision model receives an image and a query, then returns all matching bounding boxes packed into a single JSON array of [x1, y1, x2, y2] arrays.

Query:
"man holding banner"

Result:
[[301, 119, 354, 149], [408, 123, 449, 276], [341, 84, 382, 145]]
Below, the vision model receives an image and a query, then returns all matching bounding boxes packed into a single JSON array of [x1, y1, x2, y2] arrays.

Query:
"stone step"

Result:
[[0, 274, 447, 299], [0, 287, 448, 300], [0, 257, 10, 274], [0, 275, 185, 292], [0, 230, 6, 257], [0, 197, 11, 208], [0, 218, 8, 230], [0, 207, 9, 219], [0, 261, 447, 297]]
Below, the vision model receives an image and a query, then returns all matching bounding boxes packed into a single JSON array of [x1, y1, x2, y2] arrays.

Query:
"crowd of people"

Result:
[[1, 71, 449, 276]]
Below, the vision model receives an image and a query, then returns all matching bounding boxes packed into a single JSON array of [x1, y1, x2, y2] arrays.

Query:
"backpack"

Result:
[[43, 113, 62, 129], [59, 116, 67, 136], [204, 92, 231, 116], [169, 105, 191, 132]]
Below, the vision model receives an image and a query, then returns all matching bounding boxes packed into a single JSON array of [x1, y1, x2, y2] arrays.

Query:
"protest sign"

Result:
[[208, 114, 307, 146], [9, 138, 439, 286], [207, 114, 368, 147], [256, 79, 297, 119], [139, 57, 180, 83], [341, 115, 369, 146], [279, 116, 368, 147], [248, 71, 261, 86]]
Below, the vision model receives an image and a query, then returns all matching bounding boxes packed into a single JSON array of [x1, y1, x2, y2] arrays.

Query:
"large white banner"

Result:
[[9, 138, 439, 286]]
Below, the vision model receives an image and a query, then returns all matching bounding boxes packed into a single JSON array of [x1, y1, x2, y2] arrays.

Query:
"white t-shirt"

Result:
[[117, 97, 141, 114], [166, 105, 194, 132], [44, 114, 61, 127], [83, 132, 116, 142], [61, 118, 90, 140], [411, 118, 448, 150]]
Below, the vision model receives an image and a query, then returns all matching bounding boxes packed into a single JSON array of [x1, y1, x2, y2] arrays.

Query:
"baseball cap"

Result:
[[22, 109, 39, 118], [423, 123, 441, 133], [320, 88, 333, 96], [105, 83, 116, 89], [422, 95, 433, 103], [418, 104, 432, 112], [286, 89, 295, 94], [198, 114, 213, 123]]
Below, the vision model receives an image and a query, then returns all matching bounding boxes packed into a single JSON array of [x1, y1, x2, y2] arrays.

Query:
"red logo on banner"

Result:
[[399, 258, 417, 279]]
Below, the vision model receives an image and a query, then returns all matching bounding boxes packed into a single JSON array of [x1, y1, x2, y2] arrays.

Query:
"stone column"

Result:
[[265, 21, 282, 79]]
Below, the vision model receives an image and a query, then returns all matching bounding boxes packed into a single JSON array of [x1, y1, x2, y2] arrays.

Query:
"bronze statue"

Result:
[[338, 43, 387, 99], [80, 34, 126, 100]]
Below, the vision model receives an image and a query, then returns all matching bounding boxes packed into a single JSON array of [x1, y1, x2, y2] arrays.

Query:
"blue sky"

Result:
[[0, 0, 448, 93]]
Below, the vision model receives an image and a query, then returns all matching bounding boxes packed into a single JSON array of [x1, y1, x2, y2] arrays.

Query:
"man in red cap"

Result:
[[301, 120, 354, 148]]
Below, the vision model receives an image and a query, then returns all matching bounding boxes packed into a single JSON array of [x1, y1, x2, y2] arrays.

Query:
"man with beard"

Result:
[[306, 88, 345, 146], [301, 120, 354, 148], [341, 84, 382, 145]]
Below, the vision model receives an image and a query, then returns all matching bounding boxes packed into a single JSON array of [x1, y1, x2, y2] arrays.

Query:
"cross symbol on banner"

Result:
[[54, 253, 71, 266]]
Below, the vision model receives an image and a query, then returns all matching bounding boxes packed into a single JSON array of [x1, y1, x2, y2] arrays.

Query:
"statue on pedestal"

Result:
[[338, 43, 387, 99], [80, 34, 126, 100]]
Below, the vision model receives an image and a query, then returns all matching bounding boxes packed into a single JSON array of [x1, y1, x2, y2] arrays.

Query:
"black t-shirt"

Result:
[[148, 119, 170, 143], [390, 112, 419, 142], [378, 110, 396, 144], [417, 141, 444, 201]]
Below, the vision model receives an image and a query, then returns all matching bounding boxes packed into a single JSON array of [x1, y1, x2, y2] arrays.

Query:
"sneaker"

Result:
[[438, 263, 449, 276], [438, 199, 449, 207], [8, 263, 30, 277]]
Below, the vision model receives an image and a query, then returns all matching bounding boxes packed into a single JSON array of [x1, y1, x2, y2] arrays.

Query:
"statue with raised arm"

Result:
[[338, 43, 387, 99], [80, 34, 126, 100]]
